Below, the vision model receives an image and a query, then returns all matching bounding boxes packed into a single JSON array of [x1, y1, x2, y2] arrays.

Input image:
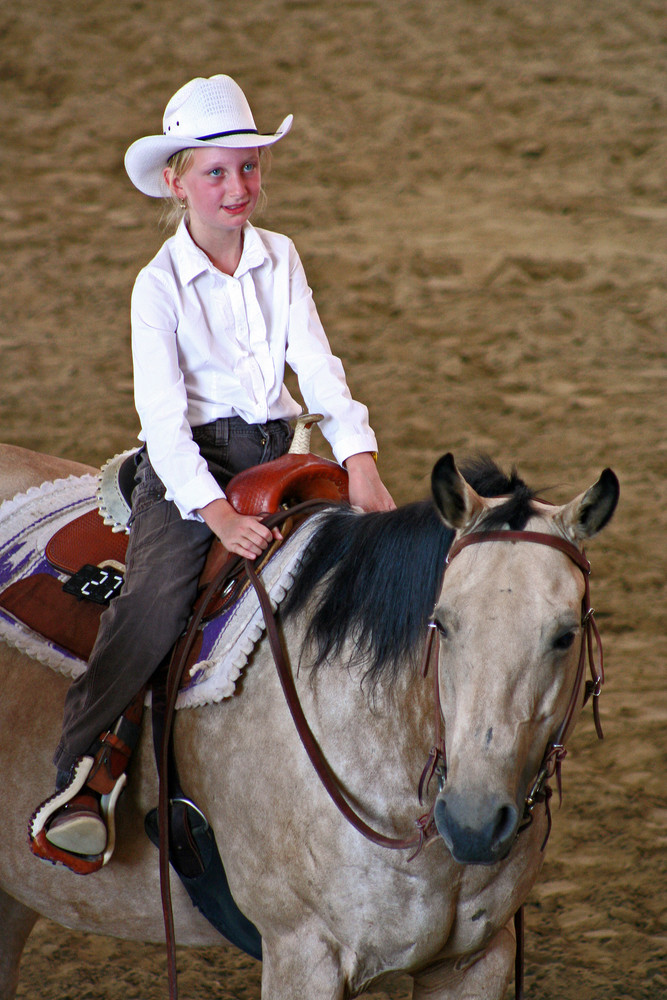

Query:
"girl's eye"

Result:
[[209, 168, 223, 177], [243, 161, 257, 173]]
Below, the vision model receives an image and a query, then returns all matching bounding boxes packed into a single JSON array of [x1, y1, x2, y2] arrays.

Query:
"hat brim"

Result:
[[125, 114, 293, 197]]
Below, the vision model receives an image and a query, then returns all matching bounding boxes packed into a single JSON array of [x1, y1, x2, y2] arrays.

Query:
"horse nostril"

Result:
[[435, 793, 521, 865], [491, 803, 519, 854]]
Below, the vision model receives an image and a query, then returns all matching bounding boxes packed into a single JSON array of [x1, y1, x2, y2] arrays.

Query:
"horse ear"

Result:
[[431, 453, 486, 530], [558, 468, 620, 541]]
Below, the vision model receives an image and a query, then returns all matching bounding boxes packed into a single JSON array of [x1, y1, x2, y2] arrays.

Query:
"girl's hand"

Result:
[[344, 452, 396, 512], [198, 497, 282, 559]]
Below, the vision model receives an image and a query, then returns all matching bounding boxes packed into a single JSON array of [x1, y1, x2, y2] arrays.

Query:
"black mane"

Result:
[[282, 455, 538, 689]]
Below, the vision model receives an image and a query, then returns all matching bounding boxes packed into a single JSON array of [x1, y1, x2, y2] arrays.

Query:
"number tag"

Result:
[[63, 564, 125, 605]]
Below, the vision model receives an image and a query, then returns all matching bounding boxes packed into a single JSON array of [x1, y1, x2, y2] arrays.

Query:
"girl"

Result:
[[30, 74, 394, 871]]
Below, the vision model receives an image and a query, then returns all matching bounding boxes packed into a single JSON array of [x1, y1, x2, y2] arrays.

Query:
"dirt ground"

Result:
[[1, 1, 665, 997]]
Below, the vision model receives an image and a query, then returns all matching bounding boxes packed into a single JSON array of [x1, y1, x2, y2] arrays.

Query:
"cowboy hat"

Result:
[[125, 74, 293, 197]]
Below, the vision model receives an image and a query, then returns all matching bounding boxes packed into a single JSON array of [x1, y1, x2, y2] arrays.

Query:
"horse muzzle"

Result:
[[433, 789, 521, 866]]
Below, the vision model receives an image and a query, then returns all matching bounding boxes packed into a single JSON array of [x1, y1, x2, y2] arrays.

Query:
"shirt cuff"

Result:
[[172, 472, 226, 521], [331, 433, 379, 467]]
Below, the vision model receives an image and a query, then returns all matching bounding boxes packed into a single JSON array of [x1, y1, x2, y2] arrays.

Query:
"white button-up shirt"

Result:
[[131, 220, 377, 518]]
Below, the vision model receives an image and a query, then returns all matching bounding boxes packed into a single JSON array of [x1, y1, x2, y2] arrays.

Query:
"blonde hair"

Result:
[[161, 146, 272, 231]]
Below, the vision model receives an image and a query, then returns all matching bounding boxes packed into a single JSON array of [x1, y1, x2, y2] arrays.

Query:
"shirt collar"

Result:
[[172, 219, 270, 284], [235, 223, 270, 276]]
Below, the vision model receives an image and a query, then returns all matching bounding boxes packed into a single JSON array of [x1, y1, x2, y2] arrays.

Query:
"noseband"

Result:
[[440, 528, 604, 836]]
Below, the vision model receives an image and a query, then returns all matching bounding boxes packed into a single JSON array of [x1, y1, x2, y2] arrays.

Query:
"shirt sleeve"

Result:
[[284, 243, 378, 464], [131, 267, 225, 519]]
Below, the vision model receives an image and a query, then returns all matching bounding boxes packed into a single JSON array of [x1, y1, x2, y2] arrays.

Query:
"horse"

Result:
[[0, 443, 619, 1000]]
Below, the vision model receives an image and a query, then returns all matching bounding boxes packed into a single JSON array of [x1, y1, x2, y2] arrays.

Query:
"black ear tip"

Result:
[[600, 467, 620, 495], [599, 467, 620, 526], [432, 452, 456, 480], [578, 466, 620, 537], [431, 453, 470, 528], [431, 453, 459, 500]]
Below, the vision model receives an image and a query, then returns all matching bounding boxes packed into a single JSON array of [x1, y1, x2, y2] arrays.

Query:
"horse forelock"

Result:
[[283, 456, 540, 691], [459, 454, 539, 531]]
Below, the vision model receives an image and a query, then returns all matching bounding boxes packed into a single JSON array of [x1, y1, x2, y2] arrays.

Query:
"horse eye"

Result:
[[553, 630, 576, 651], [430, 619, 449, 639]]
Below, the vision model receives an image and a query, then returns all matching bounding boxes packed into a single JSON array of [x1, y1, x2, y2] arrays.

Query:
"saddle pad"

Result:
[[0, 474, 100, 677]]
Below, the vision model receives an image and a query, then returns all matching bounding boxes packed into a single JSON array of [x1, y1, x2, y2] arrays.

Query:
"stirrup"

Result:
[[45, 789, 107, 856], [28, 756, 126, 875]]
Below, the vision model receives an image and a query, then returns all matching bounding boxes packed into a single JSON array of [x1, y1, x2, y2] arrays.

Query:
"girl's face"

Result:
[[165, 145, 262, 242]]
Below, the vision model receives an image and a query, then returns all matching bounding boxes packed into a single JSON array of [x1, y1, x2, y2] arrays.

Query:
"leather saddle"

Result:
[[0, 450, 348, 670]]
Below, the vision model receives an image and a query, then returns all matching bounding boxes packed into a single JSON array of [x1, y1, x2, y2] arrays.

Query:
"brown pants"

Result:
[[54, 417, 292, 772]]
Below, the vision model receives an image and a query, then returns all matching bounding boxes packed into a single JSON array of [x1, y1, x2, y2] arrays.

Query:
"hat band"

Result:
[[194, 128, 260, 141]]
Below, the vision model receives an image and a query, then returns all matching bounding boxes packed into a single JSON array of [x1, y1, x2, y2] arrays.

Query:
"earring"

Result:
[[179, 200, 187, 210]]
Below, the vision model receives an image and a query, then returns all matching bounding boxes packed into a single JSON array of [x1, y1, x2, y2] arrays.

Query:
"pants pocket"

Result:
[[129, 452, 166, 520]]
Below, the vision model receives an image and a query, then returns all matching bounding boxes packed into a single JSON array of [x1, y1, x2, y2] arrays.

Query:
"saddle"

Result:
[[0, 449, 349, 670]]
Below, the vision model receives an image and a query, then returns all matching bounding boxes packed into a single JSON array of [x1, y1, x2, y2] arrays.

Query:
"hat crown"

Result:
[[162, 75, 258, 139]]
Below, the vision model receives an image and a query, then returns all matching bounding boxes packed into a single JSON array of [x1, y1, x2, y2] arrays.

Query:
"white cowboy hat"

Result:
[[124, 74, 293, 197]]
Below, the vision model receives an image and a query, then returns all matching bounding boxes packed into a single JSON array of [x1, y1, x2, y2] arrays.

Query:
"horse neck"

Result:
[[300, 649, 435, 810]]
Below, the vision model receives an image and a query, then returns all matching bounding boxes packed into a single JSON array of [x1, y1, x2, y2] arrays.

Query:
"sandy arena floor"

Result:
[[0, 1, 665, 997]]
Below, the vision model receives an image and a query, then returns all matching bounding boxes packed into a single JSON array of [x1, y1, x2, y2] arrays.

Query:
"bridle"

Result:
[[443, 528, 604, 836]]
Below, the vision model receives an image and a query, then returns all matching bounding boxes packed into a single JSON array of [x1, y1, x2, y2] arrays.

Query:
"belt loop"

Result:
[[215, 417, 229, 448]]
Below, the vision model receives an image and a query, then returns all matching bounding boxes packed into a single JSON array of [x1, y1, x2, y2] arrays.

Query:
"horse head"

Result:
[[429, 454, 619, 866]]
